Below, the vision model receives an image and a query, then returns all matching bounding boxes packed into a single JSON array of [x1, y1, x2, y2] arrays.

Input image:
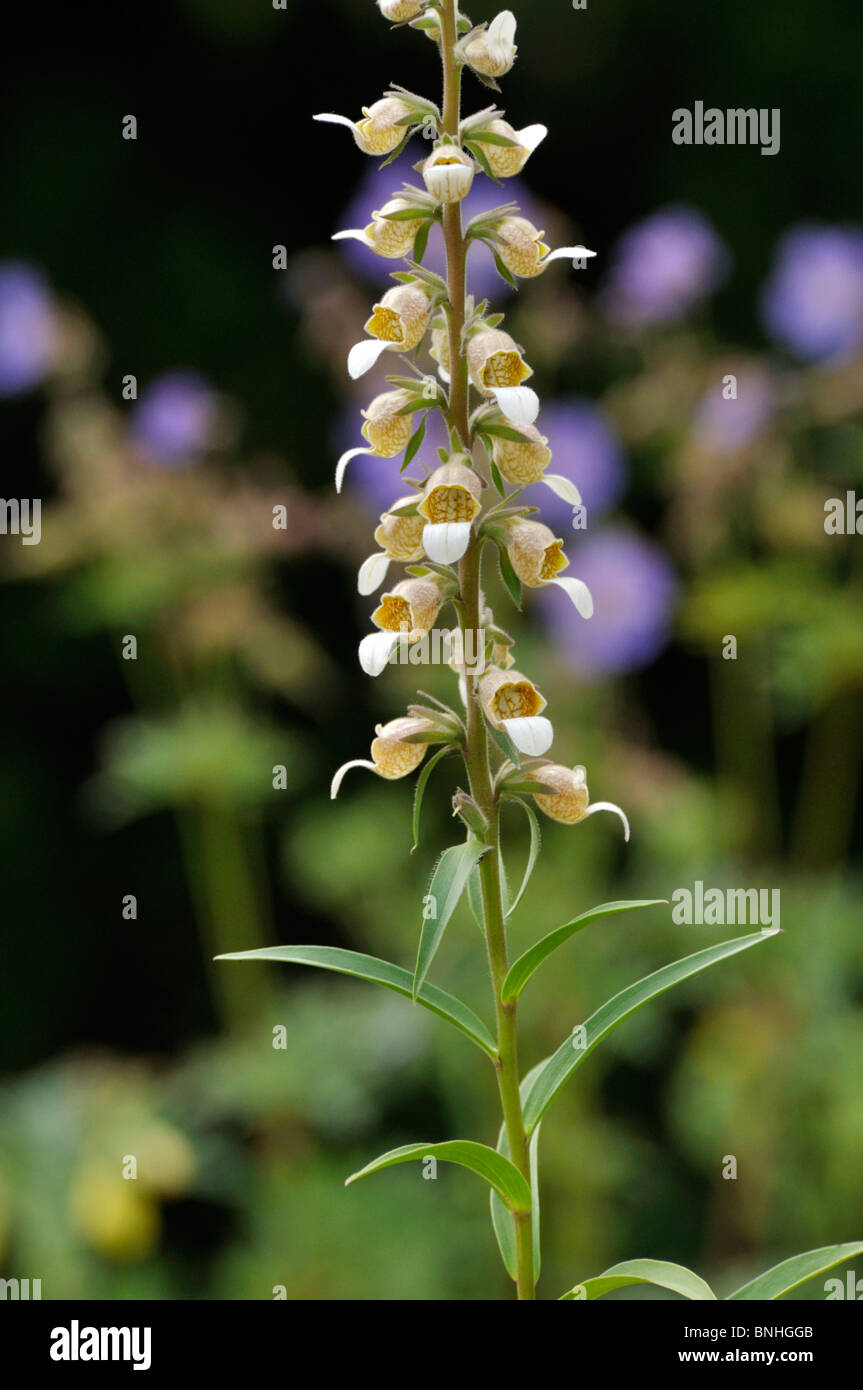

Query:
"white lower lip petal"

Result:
[[422, 522, 472, 563], [502, 715, 554, 756]]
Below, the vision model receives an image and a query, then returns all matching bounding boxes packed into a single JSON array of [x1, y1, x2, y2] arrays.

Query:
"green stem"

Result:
[[439, 0, 536, 1301]]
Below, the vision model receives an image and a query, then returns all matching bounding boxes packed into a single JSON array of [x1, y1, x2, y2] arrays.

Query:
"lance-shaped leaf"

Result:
[[216, 943, 495, 1058], [500, 795, 541, 920], [560, 1258, 716, 1301], [522, 928, 780, 1133], [346, 1140, 531, 1215], [726, 1242, 863, 1301], [411, 744, 456, 853], [413, 840, 489, 998], [490, 1061, 545, 1280], [502, 899, 668, 1004]]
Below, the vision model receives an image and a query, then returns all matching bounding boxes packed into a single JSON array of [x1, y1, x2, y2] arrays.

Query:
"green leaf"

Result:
[[490, 459, 507, 498], [496, 542, 522, 609], [486, 717, 521, 768], [401, 411, 428, 472], [469, 129, 519, 148], [465, 140, 501, 184], [346, 1140, 531, 1215], [411, 745, 455, 853], [216, 943, 495, 1058], [502, 899, 668, 1004], [480, 421, 533, 443], [500, 795, 541, 920], [466, 863, 485, 931], [491, 1062, 545, 1280], [493, 251, 519, 290], [726, 1243, 863, 1300], [413, 840, 489, 998], [413, 219, 432, 264], [522, 929, 780, 1133], [378, 130, 413, 168], [560, 1259, 716, 1301]]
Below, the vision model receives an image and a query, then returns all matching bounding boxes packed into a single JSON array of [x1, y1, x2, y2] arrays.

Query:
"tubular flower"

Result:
[[417, 460, 482, 563], [360, 390, 418, 456], [330, 715, 436, 798], [348, 283, 432, 378], [333, 196, 427, 260], [490, 420, 551, 484], [373, 576, 444, 639], [377, 0, 425, 20], [358, 500, 426, 596], [478, 667, 553, 755], [314, 97, 414, 156], [505, 519, 569, 587], [336, 387, 424, 491], [374, 502, 426, 561], [464, 11, 518, 78], [474, 120, 547, 178], [423, 146, 475, 204], [526, 764, 630, 840], [467, 327, 533, 395], [492, 216, 597, 279]]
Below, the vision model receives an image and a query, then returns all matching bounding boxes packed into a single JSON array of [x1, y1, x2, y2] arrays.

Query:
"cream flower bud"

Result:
[[377, 0, 425, 20], [417, 462, 482, 524], [494, 217, 550, 279], [365, 284, 431, 352], [464, 11, 518, 78], [505, 519, 569, 588], [365, 198, 427, 258], [479, 667, 547, 724], [314, 97, 414, 156], [478, 667, 552, 755], [374, 502, 426, 561], [467, 327, 533, 395], [349, 284, 433, 378], [354, 97, 414, 155], [417, 462, 482, 564], [526, 764, 630, 840], [330, 714, 436, 798], [527, 764, 588, 824], [372, 576, 443, 639], [371, 716, 435, 778], [474, 120, 547, 178], [490, 421, 551, 485], [360, 390, 418, 457], [423, 146, 475, 204]]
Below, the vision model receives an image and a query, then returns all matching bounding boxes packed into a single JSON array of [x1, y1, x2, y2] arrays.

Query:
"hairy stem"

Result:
[[439, 0, 536, 1300]]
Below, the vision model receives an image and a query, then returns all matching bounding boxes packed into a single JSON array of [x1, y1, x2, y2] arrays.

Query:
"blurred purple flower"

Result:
[[759, 224, 863, 363], [335, 153, 542, 301], [0, 263, 57, 397], [131, 371, 217, 465], [522, 398, 626, 531], [692, 370, 775, 455], [601, 206, 729, 326], [538, 528, 677, 677]]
